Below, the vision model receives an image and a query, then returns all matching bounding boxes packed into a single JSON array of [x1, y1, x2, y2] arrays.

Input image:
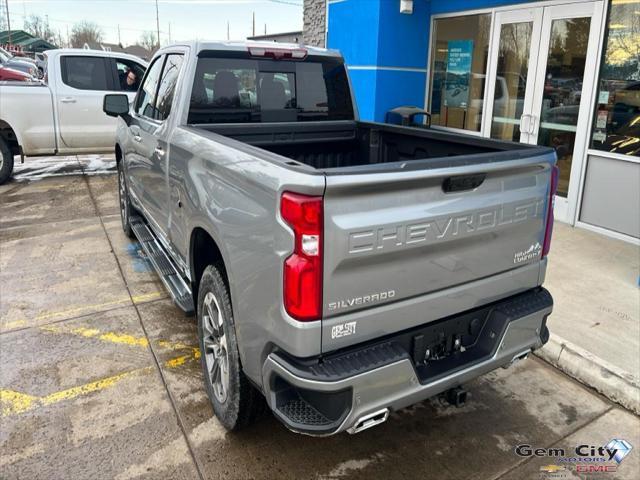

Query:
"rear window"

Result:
[[188, 53, 354, 124], [61, 56, 109, 91]]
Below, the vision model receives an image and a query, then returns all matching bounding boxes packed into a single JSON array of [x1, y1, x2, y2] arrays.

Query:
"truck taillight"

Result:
[[542, 165, 559, 258], [281, 192, 323, 321]]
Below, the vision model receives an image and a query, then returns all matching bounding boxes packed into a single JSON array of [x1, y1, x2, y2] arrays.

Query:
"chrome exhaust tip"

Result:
[[502, 349, 531, 369], [347, 408, 390, 434]]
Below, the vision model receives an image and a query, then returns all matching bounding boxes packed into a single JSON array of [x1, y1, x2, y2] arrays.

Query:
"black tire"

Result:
[[117, 160, 135, 239], [0, 138, 14, 185], [197, 265, 264, 430]]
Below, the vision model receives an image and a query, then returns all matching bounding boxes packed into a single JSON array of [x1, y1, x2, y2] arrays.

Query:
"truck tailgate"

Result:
[[321, 152, 555, 352]]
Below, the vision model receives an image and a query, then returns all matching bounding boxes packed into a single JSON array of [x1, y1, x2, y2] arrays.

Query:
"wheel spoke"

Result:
[[210, 358, 221, 384]]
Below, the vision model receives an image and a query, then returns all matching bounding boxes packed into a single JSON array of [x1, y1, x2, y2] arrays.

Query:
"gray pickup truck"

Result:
[[103, 41, 557, 436]]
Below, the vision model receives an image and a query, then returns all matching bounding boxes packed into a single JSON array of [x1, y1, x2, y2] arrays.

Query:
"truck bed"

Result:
[[194, 120, 549, 173]]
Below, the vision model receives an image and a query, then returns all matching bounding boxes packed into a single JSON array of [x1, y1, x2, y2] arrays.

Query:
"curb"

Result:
[[535, 333, 640, 415]]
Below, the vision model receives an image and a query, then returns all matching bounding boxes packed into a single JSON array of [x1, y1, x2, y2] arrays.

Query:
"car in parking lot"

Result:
[[0, 49, 147, 183], [0, 47, 39, 78], [0, 65, 32, 82], [105, 41, 557, 436]]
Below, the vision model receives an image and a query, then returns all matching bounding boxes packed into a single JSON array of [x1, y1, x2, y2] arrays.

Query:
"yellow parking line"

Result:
[[1, 316, 203, 417], [0, 390, 39, 416], [1, 348, 200, 417], [40, 324, 200, 359], [42, 367, 153, 407], [1, 291, 165, 331], [40, 325, 150, 348]]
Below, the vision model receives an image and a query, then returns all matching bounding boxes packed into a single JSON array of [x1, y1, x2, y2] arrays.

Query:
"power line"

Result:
[[8, 10, 168, 35]]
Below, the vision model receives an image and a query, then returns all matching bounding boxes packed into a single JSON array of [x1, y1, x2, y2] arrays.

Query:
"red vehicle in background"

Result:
[[0, 66, 31, 81]]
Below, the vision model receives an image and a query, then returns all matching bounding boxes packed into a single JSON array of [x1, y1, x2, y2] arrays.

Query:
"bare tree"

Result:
[[139, 31, 157, 52], [23, 14, 56, 43], [69, 21, 103, 48]]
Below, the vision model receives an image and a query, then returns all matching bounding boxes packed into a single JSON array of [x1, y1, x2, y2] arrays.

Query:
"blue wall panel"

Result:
[[346, 69, 378, 121], [373, 69, 427, 121], [430, 0, 533, 15], [376, 0, 430, 69], [327, 0, 381, 66]]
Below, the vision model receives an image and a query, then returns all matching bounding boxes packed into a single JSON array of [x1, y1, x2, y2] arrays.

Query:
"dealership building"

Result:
[[302, 0, 639, 243]]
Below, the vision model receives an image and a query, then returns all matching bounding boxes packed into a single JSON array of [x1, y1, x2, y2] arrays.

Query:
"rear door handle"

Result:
[[60, 97, 76, 104]]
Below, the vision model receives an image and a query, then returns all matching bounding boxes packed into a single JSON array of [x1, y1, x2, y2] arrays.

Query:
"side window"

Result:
[[135, 56, 164, 118], [61, 56, 109, 91], [154, 54, 184, 120], [115, 58, 146, 92]]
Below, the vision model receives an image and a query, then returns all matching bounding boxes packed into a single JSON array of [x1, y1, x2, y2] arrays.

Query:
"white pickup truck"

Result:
[[0, 49, 147, 183]]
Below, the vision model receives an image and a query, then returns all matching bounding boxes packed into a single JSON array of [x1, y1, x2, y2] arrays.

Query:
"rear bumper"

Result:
[[262, 288, 553, 436]]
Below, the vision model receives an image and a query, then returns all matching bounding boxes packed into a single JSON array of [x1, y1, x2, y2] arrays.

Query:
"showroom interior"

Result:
[[303, 0, 640, 243]]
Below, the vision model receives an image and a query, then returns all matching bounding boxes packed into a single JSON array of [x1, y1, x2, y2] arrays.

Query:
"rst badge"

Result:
[[331, 321, 357, 339]]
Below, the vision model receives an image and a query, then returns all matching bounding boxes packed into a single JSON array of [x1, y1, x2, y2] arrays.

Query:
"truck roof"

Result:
[[42, 48, 149, 66], [155, 40, 342, 58]]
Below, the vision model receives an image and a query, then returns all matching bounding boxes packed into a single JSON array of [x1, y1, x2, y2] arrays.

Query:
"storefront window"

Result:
[[590, 0, 640, 157], [429, 14, 491, 132]]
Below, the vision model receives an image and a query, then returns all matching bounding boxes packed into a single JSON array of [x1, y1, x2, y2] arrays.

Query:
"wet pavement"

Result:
[[1, 158, 639, 479]]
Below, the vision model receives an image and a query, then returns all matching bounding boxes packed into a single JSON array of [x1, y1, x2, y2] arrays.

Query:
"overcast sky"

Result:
[[5, 0, 303, 46]]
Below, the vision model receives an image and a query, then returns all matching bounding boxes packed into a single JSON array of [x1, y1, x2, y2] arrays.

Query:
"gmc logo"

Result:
[[348, 200, 544, 254]]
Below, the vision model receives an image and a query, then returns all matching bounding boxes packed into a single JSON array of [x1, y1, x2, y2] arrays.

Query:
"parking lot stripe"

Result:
[[40, 324, 150, 348], [0, 347, 200, 417], [1, 291, 165, 332], [0, 389, 39, 416], [39, 324, 200, 359]]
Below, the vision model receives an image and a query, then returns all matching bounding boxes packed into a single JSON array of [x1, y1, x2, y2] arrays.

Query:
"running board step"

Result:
[[130, 216, 194, 315]]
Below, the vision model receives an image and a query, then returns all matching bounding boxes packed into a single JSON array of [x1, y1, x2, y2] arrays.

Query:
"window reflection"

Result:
[[429, 14, 491, 132], [591, 0, 640, 157], [537, 17, 591, 197], [490, 21, 533, 141]]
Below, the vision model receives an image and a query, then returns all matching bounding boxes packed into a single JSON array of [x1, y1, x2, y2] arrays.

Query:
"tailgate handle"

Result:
[[443, 174, 486, 193]]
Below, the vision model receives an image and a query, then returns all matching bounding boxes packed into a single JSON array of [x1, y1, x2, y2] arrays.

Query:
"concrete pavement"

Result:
[[540, 223, 640, 414], [1, 157, 639, 479]]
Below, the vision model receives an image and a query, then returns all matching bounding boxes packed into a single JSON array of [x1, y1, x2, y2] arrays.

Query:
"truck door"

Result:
[[128, 53, 185, 240], [56, 55, 141, 151]]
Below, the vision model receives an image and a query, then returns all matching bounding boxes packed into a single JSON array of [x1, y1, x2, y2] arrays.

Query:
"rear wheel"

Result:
[[198, 265, 264, 430], [0, 138, 14, 185], [117, 161, 135, 239]]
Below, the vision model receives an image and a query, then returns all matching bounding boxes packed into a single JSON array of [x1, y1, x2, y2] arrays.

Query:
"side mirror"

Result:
[[103, 94, 131, 123]]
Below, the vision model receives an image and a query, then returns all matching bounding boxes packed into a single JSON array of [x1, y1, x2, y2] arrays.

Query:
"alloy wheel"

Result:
[[202, 291, 230, 403]]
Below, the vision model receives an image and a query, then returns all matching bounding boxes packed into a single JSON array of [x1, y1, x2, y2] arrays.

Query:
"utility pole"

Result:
[[252, 11, 255, 37], [226, 21, 229, 40], [264, 23, 266, 35], [168, 22, 171, 43], [5, 0, 11, 46], [117, 24, 121, 46], [155, 0, 161, 48]]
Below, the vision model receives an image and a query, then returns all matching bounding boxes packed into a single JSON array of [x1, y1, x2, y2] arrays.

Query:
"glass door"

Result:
[[529, 2, 604, 223], [483, 8, 543, 143], [482, 1, 604, 224]]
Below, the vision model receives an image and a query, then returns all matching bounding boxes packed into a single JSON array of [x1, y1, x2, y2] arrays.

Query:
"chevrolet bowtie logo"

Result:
[[540, 465, 566, 473]]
